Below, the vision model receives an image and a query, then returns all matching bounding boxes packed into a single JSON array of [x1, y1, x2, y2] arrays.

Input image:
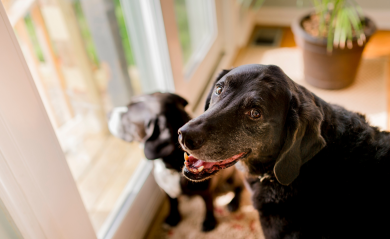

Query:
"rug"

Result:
[[146, 189, 264, 239]]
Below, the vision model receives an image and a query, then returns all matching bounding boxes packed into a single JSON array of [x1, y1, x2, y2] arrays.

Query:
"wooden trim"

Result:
[[1, 0, 12, 10], [160, 0, 224, 107], [14, 20, 61, 128], [5, 0, 36, 26], [30, 5, 75, 120], [159, 0, 185, 91], [192, 48, 239, 116], [190, 0, 259, 115], [388, 55, 390, 130], [0, 2, 96, 238], [49, 0, 108, 133]]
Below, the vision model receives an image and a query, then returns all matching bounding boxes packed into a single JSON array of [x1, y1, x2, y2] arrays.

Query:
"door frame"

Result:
[[0, 3, 96, 238], [1, 1, 166, 238]]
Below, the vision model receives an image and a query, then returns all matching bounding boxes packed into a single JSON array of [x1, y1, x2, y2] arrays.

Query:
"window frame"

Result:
[[0, 1, 166, 239], [0, 3, 96, 238], [0, 0, 259, 238], [160, 0, 224, 107]]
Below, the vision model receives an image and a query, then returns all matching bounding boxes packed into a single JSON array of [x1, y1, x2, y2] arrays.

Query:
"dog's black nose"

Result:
[[178, 123, 205, 150]]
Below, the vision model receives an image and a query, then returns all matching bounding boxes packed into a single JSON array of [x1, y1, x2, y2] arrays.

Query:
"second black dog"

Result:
[[108, 92, 243, 231]]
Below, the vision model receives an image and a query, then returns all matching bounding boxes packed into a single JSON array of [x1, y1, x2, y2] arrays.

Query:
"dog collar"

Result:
[[259, 173, 274, 182]]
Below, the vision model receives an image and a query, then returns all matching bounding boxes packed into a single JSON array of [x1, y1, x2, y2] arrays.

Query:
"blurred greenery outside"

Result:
[[73, 1, 100, 67], [22, 0, 191, 70], [24, 14, 45, 62], [73, 0, 135, 66], [113, 0, 135, 66], [72, 0, 135, 68], [174, 0, 192, 65], [72, 0, 191, 68]]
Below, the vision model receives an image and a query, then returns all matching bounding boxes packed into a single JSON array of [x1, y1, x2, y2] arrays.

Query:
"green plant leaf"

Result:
[[253, 0, 265, 10], [311, 0, 364, 52]]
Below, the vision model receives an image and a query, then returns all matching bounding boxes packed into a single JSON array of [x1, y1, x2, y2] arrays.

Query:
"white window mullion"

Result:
[[120, 0, 175, 94]]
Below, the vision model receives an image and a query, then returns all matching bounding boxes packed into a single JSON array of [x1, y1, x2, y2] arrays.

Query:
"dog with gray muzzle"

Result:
[[179, 64, 390, 238], [108, 92, 244, 232]]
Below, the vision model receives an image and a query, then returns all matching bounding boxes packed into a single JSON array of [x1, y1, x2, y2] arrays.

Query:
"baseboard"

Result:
[[255, 7, 390, 30]]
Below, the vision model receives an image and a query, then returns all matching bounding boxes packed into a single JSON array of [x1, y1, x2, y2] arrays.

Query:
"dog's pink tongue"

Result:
[[185, 155, 216, 173], [184, 152, 246, 174]]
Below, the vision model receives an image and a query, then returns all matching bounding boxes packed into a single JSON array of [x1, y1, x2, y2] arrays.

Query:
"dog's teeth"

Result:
[[184, 152, 188, 161], [198, 166, 204, 172]]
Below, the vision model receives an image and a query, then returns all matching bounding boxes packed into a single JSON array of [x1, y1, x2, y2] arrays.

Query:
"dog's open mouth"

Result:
[[182, 151, 249, 181]]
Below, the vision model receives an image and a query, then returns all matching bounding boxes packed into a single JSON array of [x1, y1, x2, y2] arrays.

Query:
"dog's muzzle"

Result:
[[108, 106, 128, 138]]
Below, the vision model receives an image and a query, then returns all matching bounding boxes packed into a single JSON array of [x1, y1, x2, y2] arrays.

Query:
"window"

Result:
[[1, 0, 169, 237], [174, 0, 218, 78], [0, 0, 232, 238]]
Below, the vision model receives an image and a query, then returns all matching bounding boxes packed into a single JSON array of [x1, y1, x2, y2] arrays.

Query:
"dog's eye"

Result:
[[250, 109, 261, 119], [215, 86, 223, 95]]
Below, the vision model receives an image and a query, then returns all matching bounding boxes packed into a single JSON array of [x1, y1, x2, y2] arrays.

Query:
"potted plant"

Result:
[[291, 0, 376, 89]]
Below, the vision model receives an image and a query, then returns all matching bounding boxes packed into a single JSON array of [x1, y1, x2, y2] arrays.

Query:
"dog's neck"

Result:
[[244, 93, 390, 182], [316, 96, 386, 147], [160, 148, 185, 172], [239, 155, 275, 179]]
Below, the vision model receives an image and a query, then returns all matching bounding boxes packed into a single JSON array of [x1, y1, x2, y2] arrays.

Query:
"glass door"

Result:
[[160, 0, 224, 109], [1, 0, 231, 238], [1, 0, 167, 238]]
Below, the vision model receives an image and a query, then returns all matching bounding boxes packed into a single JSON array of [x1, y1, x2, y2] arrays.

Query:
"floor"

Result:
[[144, 27, 390, 239], [146, 190, 264, 239]]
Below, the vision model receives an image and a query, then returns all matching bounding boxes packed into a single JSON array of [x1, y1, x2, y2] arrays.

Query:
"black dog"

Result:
[[108, 92, 243, 232], [178, 64, 390, 238]]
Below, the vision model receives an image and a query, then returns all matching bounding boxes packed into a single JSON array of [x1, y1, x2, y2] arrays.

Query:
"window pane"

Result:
[[3, 0, 145, 233], [174, 0, 192, 64], [174, 0, 217, 76]]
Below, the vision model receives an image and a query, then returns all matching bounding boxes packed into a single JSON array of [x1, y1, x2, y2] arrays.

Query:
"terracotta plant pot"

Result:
[[291, 15, 376, 89]]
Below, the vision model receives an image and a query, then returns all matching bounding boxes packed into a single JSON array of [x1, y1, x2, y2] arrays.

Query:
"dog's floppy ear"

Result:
[[170, 93, 188, 108], [204, 69, 232, 111], [274, 87, 326, 185], [143, 115, 175, 160]]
